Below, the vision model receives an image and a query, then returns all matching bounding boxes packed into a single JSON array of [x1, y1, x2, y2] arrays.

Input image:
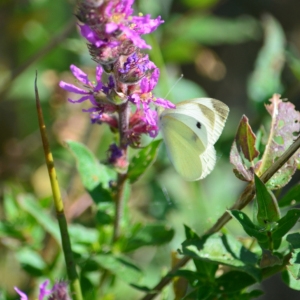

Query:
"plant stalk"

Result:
[[35, 73, 83, 300], [112, 101, 130, 242]]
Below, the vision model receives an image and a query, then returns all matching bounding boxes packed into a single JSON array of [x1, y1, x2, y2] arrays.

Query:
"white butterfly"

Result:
[[159, 98, 229, 181]]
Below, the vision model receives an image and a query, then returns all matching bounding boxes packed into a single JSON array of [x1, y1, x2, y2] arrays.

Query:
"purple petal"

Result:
[[104, 1, 114, 17], [119, 0, 134, 16], [95, 65, 103, 82], [14, 287, 28, 300], [143, 103, 157, 126], [105, 22, 119, 33], [39, 280, 51, 300], [120, 26, 150, 49], [79, 24, 102, 46], [68, 95, 92, 103], [132, 15, 164, 34], [154, 98, 176, 109], [70, 65, 90, 85], [82, 107, 100, 112], [59, 81, 88, 95]]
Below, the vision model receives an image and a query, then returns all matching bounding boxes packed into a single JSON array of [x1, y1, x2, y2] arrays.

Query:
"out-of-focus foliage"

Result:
[[1, 0, 300, 299]]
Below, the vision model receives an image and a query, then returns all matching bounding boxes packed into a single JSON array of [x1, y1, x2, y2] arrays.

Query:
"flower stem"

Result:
[[140, 135, 300, 300], [113, 101, 130, 242], [35, 73, 83, 300]]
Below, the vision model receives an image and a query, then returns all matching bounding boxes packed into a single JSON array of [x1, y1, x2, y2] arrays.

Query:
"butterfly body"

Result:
[[159, 98, 229, 181]]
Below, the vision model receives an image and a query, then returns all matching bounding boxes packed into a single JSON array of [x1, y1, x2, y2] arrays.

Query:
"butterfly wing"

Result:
[[176, 98, 229, 145], [159, 98, 229, 181], [160, 113, 209, 181]]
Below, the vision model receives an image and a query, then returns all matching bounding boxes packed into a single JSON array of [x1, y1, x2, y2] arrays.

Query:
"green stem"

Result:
[[35, 73, 83, 300], [140, 135, 300, 300], [112, 101, 130, 242]]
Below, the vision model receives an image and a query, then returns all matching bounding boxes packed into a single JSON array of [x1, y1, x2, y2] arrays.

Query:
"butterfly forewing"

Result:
[[189, 98, 229, 145]]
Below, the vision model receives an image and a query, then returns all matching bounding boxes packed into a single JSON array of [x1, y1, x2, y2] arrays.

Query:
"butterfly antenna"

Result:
[[164, 74, 184, 99]]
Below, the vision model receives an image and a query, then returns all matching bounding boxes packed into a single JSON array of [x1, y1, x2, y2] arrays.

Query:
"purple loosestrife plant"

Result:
[[59, 0, 175, 164]]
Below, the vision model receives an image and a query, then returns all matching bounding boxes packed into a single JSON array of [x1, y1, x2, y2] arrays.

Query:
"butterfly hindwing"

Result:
[[160, 114, 206, 181]]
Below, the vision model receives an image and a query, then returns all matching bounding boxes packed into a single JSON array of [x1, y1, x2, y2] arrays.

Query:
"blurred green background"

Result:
[[0, 0, 300, 299]]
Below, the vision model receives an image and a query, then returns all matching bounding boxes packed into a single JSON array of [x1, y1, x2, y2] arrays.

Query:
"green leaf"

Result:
[[66, 140, 114, 203], [247, 15, 285, 102], [272, 209, 300, 249], [181, 233, 261, 281], [17, 248, 46, 276], [127, 140, 162, 183], [68, 224, 99, 245], [216, 271, 256, 293], [93, 254, 142, 283], [182, 286, 212, 300], [184, 225, 218, 280], [130, 284, 152, 292], [279, 184, 300, 207], [257, 96, 300, 189], [287, 233, 300, 280], [229, 210, 269, 249], [193, 259, 218, 280], [18, 195, 60, 243], [230, 142, 253, 182], [123, 223, 174, 252], [282, 269, 300, 290], [3, 186, 20, 221], [184, 224, 200, 240], [254, 174, 281, 228], [236, 115, 260, 163], [287, 233, 300, 249], [170, 270, 202, 287]]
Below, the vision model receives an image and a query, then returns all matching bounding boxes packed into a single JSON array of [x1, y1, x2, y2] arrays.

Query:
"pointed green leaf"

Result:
[[258, 95, 300, 189], [182, 287, 212, 300], [170, 270, 201, 286], [236, 115, 260, 162], [282, 269, 300, 290], [229, 210, 269, 248], [193, 259, 218, 280], [272, 209, 300, 249], [17, 248, 46, 276], [123, 223, 174, 252], [254, 174, 280, 227], [127, 140, 162, 183], [92, 254, 142, 284], [230, 142, 253, 182], [181, 233, 261, 281], [184, 224, 200, 240], [66, 140, 114, 203], [286, 233, 300, 280], [184, 225, 218, 280], [216, 271, 256, 293], [18, 195, 60, 243], [129, 284, 152, 292], [279, 184, 300, 207], [287, 233, 300, 249]]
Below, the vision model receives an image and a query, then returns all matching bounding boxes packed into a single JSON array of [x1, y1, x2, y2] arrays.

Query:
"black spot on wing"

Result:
[[196, 122, 201, 129]]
